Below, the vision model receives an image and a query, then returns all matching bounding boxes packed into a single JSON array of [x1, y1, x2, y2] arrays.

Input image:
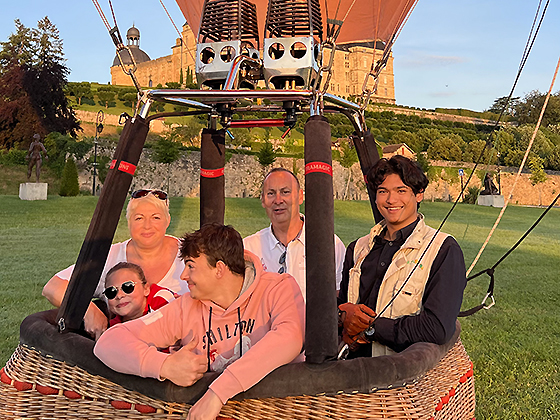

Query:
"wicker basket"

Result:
[[1, 337, 474, 420]]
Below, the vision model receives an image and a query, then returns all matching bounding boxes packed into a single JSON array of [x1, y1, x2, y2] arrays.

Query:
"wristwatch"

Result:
[[363, 323, 376, 342]]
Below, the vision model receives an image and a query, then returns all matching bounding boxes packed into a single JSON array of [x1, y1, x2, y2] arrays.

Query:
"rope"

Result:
[[91, 0, 111, 31], [428, 0, 550, 266], [158, 0, 196, 64], [460, 188, 560, 316], [466, 52, 560, 276]]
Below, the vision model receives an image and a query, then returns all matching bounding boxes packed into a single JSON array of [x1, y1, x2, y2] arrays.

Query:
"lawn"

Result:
[[1, 195, 559, 419]]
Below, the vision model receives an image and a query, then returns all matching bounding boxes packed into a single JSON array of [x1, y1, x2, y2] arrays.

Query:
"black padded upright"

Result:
[[351, 130, 383, 223], [200, 128, 226, 227], [304, 115, 338, 363], [57, 116, 150, 333]]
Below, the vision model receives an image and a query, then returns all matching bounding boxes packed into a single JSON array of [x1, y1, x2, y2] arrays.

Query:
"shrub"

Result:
[[463, 186, 480, 204], [59, 157, 80, 196], [0, 148, 27, 165]]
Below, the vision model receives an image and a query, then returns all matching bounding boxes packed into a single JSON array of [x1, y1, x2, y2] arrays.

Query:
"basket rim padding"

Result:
[[19, 309, 460, 404]]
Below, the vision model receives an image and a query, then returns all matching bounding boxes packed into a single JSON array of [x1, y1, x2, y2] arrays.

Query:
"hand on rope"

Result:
[[338, 302, 376, 348]]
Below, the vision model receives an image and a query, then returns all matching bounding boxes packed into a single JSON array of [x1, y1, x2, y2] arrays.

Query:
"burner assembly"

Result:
[[196, 0, 261, 89], [263, 0, 323, 89], [195, 0, 323, 90]]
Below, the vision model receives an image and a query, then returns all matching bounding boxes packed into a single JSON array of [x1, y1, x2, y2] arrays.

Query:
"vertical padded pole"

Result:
[[304, 115, 338, 363], [57, 116, 150, 332], [351, 130, 382, 223], [200, 128, 225, 227]]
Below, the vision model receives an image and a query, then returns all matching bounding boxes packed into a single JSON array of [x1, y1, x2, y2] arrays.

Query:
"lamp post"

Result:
[[92, 110, 104, 196]]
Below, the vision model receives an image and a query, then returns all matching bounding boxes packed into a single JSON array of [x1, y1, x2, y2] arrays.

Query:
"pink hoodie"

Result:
[[94, 251, 305, 404]]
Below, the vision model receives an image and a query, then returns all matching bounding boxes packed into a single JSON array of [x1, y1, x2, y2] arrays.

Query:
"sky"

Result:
[[1, 0, 559, 112]]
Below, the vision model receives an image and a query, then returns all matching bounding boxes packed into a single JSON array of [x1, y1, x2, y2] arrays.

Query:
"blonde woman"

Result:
[[43, 190, 187, 339]]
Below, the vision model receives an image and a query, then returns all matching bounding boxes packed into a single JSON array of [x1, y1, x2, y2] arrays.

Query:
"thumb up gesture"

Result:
[[160, 337, 208, 387]]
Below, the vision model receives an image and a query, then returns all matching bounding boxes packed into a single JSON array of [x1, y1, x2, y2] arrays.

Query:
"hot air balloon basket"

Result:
[[1, 338, 475, 420]]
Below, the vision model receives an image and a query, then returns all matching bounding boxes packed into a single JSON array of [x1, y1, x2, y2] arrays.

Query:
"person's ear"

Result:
[[416, 190, 424, 204], [143, 283, 150, 297], [298, 188, 304, 205], [215, 260, 227, 278], [165, 214, 171, 229]]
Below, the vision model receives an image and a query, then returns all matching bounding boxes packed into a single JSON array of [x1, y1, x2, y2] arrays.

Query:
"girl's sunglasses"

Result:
[[103, 281, 137, 300], [131, 189, 168, 201]]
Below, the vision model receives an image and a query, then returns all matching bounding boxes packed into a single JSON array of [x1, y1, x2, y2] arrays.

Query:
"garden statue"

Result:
[[26, 133, 48, 182], [480, 172, 499, 195]]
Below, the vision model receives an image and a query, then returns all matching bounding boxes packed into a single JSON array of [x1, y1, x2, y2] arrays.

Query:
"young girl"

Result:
[[103, 262, 175, 326]]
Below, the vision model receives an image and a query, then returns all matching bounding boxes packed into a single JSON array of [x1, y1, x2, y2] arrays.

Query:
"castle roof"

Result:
[[112, 25, 150, 67], [112, 47, 151, 67]]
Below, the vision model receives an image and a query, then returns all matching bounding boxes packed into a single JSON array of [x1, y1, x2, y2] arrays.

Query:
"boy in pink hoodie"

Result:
[[94, 224, 305, 420]]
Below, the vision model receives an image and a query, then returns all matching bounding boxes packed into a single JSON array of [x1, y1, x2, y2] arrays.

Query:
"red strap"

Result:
[[201, 167, 224, 178], [305, 161, 333, 177], [109, 159, 136, 175]]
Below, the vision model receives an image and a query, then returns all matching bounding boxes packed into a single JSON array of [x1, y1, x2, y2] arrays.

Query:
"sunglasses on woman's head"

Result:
[[131, 189, 168, 201], [103, 281, 137, 300]]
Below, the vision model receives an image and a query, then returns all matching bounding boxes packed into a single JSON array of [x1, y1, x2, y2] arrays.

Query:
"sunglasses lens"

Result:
[[152, 190, 168, 200], [131, 189, 150, 199], [121, 281, 136, 294], [103, 286, 118, 300], [131, 189, 168, 201]]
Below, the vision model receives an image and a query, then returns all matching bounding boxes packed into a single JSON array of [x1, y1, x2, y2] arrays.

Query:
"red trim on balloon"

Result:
[[305, 162, 333, 176], [201, 167, 225, 178]]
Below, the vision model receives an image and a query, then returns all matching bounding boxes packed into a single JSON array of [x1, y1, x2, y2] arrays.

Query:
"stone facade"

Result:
[[77, 150, 560, 208], [111, 25, 395, 104], [111, 25, 197, 88], [323, 43, 395, 103]]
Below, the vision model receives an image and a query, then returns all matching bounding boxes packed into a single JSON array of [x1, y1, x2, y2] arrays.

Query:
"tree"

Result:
[[229, 128, 253, 147], [0, 18, 79, 148], [171, 120, 204, 146], [67, 81, 92, 105], [0, 59, 43, 149], [416, 152, 430, 173], [486, 96, 520, 116], [257, 141, 276, 169], [427, 135, 463, 161], [335, 140, 358, 200], [43, 131, 91, 177], [515, 90, 560, 126], [59, 156, 80, 196], [97, 87, 115, 109], [547, 144, 560, 171], [152, 136, 181, 194], [463, 139, 497, 164], [123, 92, 137, 112], [529, 156, 547, 206], [415, 128, 442, 152], [390, 130, 421, 152], [23, 18, 80, 136]]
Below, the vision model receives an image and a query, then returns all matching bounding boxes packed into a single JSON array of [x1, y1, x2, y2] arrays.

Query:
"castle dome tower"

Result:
[[112, 25, 150, 67]]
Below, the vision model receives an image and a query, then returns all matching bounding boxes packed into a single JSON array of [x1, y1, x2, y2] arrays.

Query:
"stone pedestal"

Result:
[[477, 194, 504, 208], [19, 183, 48, 200]]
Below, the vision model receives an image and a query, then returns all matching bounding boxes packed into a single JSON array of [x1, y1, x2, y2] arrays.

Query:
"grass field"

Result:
[[1, 195, 559, 419]]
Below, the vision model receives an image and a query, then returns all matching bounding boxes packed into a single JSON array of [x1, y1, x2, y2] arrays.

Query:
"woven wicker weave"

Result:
[[1, 338, 474, 420]]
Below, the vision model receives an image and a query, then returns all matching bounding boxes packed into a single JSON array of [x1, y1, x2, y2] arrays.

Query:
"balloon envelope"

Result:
[[175, 0, 417, 45]]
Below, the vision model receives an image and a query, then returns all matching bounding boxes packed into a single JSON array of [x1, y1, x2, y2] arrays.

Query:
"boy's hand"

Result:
[[160, 337, 207, 386]]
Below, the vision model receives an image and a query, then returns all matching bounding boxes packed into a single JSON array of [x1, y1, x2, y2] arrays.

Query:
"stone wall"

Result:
[[78, 149, 369, 200], [77, 151, 560, 207]]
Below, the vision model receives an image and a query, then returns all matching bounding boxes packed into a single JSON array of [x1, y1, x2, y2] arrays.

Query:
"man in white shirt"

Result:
[[244, 168, 346, 300]]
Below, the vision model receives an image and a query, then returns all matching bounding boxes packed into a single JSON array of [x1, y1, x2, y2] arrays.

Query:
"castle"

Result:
[[111, 24, 395, 104]]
